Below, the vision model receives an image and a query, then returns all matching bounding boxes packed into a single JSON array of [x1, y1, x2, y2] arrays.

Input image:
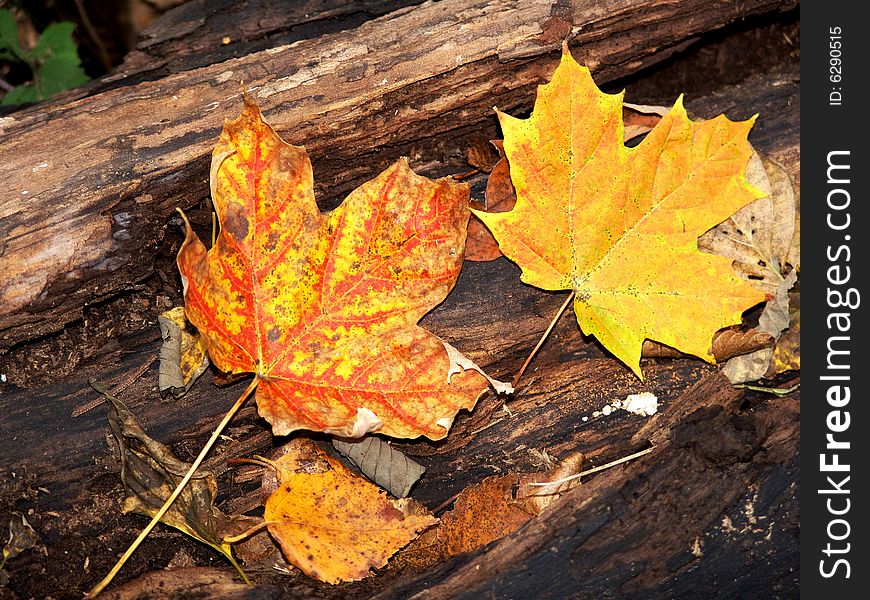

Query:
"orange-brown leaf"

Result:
[[473, 45, 766, 377], [399, 474, 533, 570], [177, 97, 490, 439], [262, 439, 437, 584], [466, 141, 516, 262]]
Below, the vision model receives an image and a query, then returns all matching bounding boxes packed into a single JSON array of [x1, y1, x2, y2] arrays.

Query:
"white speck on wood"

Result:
[[622, 392, 659, 416]]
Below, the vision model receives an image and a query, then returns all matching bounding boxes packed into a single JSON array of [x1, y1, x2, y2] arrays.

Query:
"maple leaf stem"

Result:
[[86, 377, 259, 598], [512, 291, 575, 389]]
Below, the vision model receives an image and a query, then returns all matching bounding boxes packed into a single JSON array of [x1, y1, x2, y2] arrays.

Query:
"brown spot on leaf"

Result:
[[222, 202, 249, 240]]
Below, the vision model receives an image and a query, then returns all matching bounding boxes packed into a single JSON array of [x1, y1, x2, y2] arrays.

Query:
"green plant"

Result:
[[0, 8, 89, 106]]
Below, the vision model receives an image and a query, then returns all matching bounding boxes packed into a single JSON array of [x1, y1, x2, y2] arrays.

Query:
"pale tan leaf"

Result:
[[699, 154, 798, 296], [516, 451, 585, 514]]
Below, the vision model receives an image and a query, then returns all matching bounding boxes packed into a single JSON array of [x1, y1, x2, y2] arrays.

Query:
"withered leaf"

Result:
[[332, 436, 425, 499], [699, 153, 800, 296], [466, 141, 515, 262], [398, 474, 534, 571], [722, 269, 797, 383], [98, 381, 247, 581], [767, 280, 800, 376], [516, 451, 585, 514], [1, 512, 39, 573], [158, 306, 209, 397], [622, 102, 669, 141], [642, 328, 775, 362]]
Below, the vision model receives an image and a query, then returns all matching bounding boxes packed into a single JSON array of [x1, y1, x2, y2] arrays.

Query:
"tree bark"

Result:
[[0, 0, 796, 350]]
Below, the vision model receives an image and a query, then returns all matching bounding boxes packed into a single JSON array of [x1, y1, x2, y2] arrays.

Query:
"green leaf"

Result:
[[32, 21, 80, 61], [1, 17, 89, 106], [0, 9, 23, 58], [35, 55, 89, 95], [1, 83, 40, 106]]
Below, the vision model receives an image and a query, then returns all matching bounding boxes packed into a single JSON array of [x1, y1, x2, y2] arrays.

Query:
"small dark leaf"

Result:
[[1, 512, 39, 566], [332, 436, 425, 498], [95, 381, 248, 581]]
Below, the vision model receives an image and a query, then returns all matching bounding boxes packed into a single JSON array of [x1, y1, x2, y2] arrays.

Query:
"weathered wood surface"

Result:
[[0, 54, 799, 597], [380, 373, 799, 600], [0, 0, 797, 350]]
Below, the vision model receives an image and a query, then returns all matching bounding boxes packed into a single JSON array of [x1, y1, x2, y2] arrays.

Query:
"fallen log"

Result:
[[0, 0, 796, 350]]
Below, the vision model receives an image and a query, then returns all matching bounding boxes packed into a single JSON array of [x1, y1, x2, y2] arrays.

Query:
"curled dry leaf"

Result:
[[722, 269, 797, 384], [622, 102, 669, 141], [465, 137, 501, 173], [1, 512, 40, 573], [99, 382, 247, 580], [259, 438, 437, 584], [332, 436, 425, 499], [698, 154, 800, 383], [642, 327, 774, 361], [396, 453, 585, 572], [473, 43, 765, 378], [466, 141, 515, 262], [177, 96, 504, 440], [158, 306, 209, 397], [767, 281, 800, 376], [516, 451, 585, 514]]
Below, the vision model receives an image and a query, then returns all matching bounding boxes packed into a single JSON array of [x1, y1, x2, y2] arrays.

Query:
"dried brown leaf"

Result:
[[722, 269, 797, 383], [516, 451, 585, 514], [1, 512, 39, 573], [398, 474, 534, 571], [466, 141, 515, 262], [767, 280, 800, 376], [465, 137, 501, 172], [642, 328, 774, 361], [332, 436, 425, 498], [98, 381, 247, 580], [622, 102, 669, 140], [158, 306, 209, 397]]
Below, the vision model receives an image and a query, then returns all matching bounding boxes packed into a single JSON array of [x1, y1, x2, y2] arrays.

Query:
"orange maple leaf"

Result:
[[177, 97, 495, 439], [474, 45, 767, 377]]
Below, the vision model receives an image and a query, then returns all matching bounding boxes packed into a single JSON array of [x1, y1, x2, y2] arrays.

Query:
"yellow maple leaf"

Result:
[[474, 44, 767, 377]]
